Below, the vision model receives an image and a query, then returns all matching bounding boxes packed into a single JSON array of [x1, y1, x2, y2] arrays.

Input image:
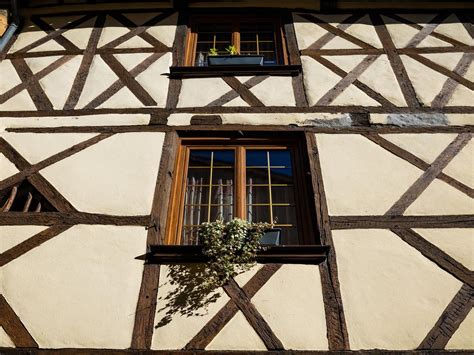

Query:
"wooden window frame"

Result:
[[165, 135, 318, 246], [183, 14, 289, 67]]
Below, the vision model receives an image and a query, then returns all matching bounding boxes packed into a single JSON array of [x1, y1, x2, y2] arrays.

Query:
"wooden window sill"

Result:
[[169, 65, 302, 78], [142, 245, 329, 264]]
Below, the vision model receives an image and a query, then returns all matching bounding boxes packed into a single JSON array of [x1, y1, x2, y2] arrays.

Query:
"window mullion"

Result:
[[235, 146, 246, 220]]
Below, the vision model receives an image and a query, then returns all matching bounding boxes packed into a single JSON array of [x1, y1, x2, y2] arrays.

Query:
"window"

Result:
[[165, 135, 317, 246], [184, 15, 288, 67]]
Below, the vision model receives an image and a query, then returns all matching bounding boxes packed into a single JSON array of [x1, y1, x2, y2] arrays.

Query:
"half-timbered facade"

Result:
[[0, 0, 473, 353]]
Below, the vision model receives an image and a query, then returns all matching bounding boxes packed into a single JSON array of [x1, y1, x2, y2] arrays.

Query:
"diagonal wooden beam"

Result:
[[100, 54, 157, 106], [391, 229, 474, 287], [405, 13, 451, 48], [432, 53, 474, 108], [0, 224, 72, 267], [223, 278, 284, 350], [386, 133, 472, 215], [0, 133, 113, 191], [207, 76, 269, 107], [222, 77, 265, 107], [0, 295, 38, 347], [185, 264, 282, 349], [310, 55, 396, 108], [18, 14, 94, 54], [108, 12, 171, 52], [0, 138, 76, 212], [84, 52, 164, 109], [64, 14, 106, 110], [418, 283, 474, 350], [363, 133, 473, 198], [370, 14, 421, 108], [10, 58, 53, 110]]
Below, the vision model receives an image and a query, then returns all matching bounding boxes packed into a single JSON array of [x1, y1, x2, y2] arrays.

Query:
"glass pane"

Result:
[[186, 169, 211, 184], [246, 168, 268, 184], [183, 205, 208, 227], [273, 205, 297, 225], [246, 150, 268, 167], [213, 150, 234, 166], [185, 185, 210, 206], [210, 205, 233, 222], [247, 204, 271, 223], [269, 150, 292, 167], [189, 150, 212, 166], [271, 186, 295, 204], [246, 186, 269, 204], [270, 168, 293, 184]]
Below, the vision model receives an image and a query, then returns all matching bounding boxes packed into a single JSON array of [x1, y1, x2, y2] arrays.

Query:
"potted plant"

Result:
[[207, 45, 264, 66], [198, 218, 273, 285]]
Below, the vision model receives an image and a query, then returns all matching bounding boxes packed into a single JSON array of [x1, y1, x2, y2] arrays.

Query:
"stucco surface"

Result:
[[316, 134, 423, 215], [0, 153, 18, 180], [206, 311, 266, 350], [414, 228, 474, 270], [435, 14, 474, 46], [248, 76, 296, 106], [333, 229, 463, 350], [178, 78, 234, 107], [0, 226, 48, 253], [446, 311, 474, 349], [0, 327, 15, 348], [59, 17, 95, 49], [40, 132, 164, 215], [292, 14, 328, 50], [0, 60, 22, 94], [1, 225, 147, 348], [146, 12, 178, 48], [151, 265, 231, 349], [382, 133, 457, 164], [443, 140, 473, 189], [0, 90, 36, 111], [3, 132, 98, 164], [251, 264, 328, 350]]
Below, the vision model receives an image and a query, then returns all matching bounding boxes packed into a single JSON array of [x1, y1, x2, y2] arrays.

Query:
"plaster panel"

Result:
[[8, 30, 59, 53], [333, 229, 462, 350], [415, 229, 474, 270], [292, 14, 328, 50], [420, 53, 465, 72], [0, 153, 18, 180], [151, 265, 231, 349], [0, 60, 22, 94], [24, 56, 63, 75], [0, 114, 150, 131], [249, 76, 295, 106], [416, 35, 454, 48], [321, 36, 360, 50], [97, 15, 131, 48], [116, 36, 153, 49], [435, 15, 474, 47], [0, 90, 36, 111], [3, 132, 98, 164], [146, 12, 178, 48], [40, 132, 164, 215], [114, 52, 151, 71], [446, 84, 474, 107], [233, 263, 264, 288], [443, 140, 473, 189], [1, 225, 147, 348], [382, 16, 420, 48], [60, 18, 96, 49], [381, 133, 456, 164], [0, 327, 15, 348], [446, 310, 474, 349], [323, 55, 366, 73], [331, 83, 380, 106], [405, 179, 474, 215], [97, 87, 144, 109], [252, 264, 328, 350], [316, 134, 422, 215], [343, 15, 383, 48], [447, 114, 474, 126], [301, 56, 342, 106], [206, 311, 266, 350], [222, 96, 249, 107], [178, 78, 234, 107], [220, 112, 351, 126], [38, 56, 82, 109], [0, 226, 48, 254]]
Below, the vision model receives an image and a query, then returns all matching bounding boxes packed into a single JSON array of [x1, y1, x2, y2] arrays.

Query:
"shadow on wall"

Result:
[[155, 264, 222, 328]]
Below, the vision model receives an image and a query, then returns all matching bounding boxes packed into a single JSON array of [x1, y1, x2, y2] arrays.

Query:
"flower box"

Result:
[[207, 55, 264, 66]]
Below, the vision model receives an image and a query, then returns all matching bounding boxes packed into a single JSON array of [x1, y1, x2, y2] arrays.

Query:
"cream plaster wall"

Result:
[[1, 225, 147, 348], [0, 153, 18, 181], [40, 132, 164, 215], [251, 264, 328, 350], [0, 225, 48, 253], [446, 311, 474, 350], [316, 133, 423, 215], [0, 327, 15, 348], [443, 140, 473, 189], [333, 229, 463, 350]]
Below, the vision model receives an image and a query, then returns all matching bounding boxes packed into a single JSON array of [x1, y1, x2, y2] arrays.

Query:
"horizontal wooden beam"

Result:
[[330, 215, 474, 229]]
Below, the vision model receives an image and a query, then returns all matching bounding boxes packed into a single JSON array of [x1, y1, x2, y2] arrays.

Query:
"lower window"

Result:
[[166, 134, 317, 245]]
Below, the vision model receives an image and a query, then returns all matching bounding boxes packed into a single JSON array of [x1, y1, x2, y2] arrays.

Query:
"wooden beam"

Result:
[[331, 215, 474, 229], [0, 295, 38, 348], [222, 77, 265, 107]]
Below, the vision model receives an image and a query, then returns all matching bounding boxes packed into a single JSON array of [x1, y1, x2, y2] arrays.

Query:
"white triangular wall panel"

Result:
[[1, 225, 147, 348], [252, 264, 328, 350], [382, 16, 420, 48], [344, 15, 383, 48], [97, 15, 131, 48], [321, 36, 361, 50], [414, 229, 474, 270], [206, 311, 266, 350], [464, 61, 474, 82], [381, 133, 457, 164], [331, 84, 381, 106], [39, 55, 82, 109], [0, 90, 37, 111], [333, 229, 462, 350], [316, 134, 423, 215], [4, 132, 98, 164], [233, 264, 264, 288], [24, 56, 63, 75], [419, 53, 465, 72], [76, 56, 121, 109], [114, 52, 152, 72], [40, 132, 165, 215], [97, 86, 146, 109], [0, 60, 22, 94], [416, 35, 454, 48], [446, 84, 474, 107], [0, 326, 15, 348], [0, 226, 48, 254], [446, 311, 474, 349], [435, 15, 474, 46], [443, 140, 473, 189], [222, 96, 250, 107], [61, 17, 97, 49], [292, 14, 329, 50], [357, 55, 407, 106], [405, 179, 474, 215], [250, 76, 295, 106], [177, 78, 235, 107], [323, 55, 368, 73], [8, 30, 50, 53], [0, 153, 19, 180], [116, 36, 154, 49], [146, 12, 178, 48], [28, 38, 65, 53], [301, 56, 342, 106]]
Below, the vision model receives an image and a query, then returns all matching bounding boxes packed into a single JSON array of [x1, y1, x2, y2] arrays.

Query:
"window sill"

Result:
[[169, 65, 302, 78], [143, 245, 329, 264]]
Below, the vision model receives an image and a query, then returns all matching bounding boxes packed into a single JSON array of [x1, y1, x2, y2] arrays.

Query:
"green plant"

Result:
[[199, 218, 271, 286], [208, 47, 218, 56], [225, 45, 239, 55]]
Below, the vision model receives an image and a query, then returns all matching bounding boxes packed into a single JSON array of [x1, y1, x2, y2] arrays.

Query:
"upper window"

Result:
[[165, 135, 317, 246], [184, 15, 288, 67]]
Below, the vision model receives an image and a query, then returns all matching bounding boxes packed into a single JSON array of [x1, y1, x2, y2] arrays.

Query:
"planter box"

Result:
[[260, 228, 281, 246], [207, 55, 264, 66]]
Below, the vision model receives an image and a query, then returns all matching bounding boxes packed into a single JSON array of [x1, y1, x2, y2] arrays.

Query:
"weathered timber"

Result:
[[222, 77, 265, 107], [330, 215, 474, 229], [207, 76, 269, 107], [0, 295, 38, 348]]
